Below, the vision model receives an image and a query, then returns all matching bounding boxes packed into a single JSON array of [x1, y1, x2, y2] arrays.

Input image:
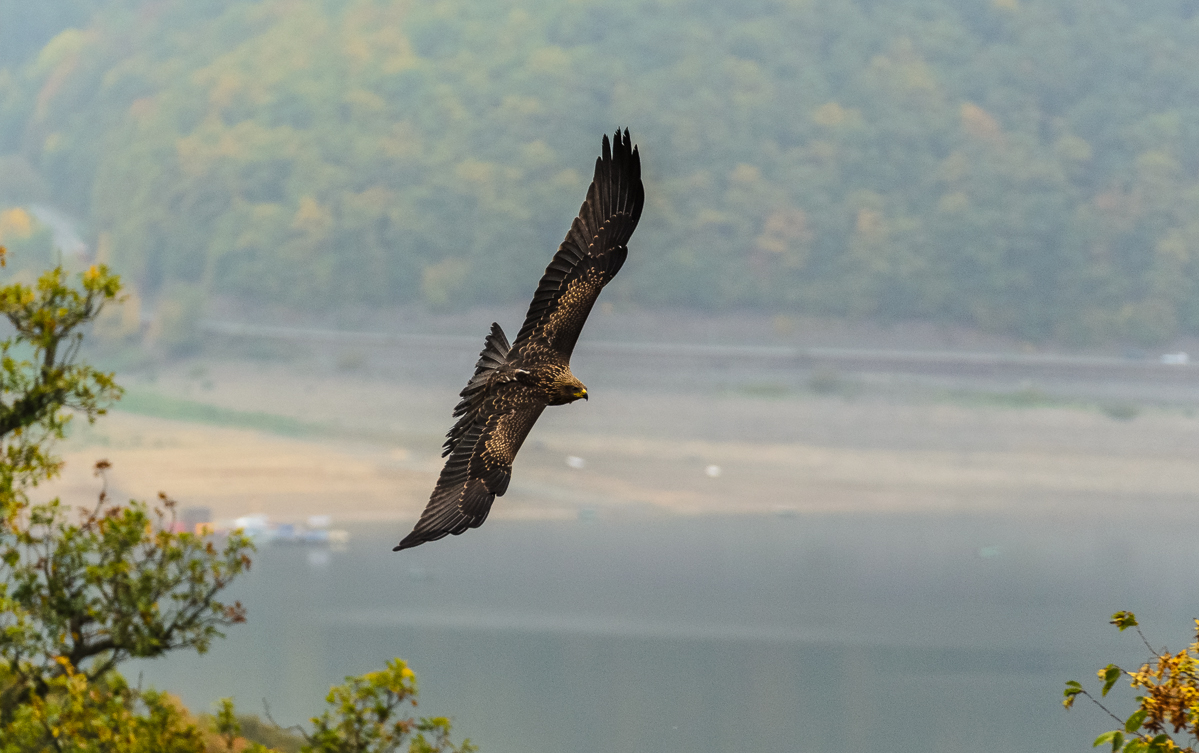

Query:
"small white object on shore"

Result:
[[566, 455, 586, 469], [705, 464, 722, 478]]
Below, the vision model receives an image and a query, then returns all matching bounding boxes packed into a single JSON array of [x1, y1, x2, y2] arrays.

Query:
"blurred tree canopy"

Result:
[[4, 0, 1199, 343]]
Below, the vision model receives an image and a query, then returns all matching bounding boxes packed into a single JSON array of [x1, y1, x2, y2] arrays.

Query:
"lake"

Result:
[[129, 512, 1194, 753]]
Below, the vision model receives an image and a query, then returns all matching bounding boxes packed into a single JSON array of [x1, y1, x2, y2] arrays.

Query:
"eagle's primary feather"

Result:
[[394, 130, 643, 551]]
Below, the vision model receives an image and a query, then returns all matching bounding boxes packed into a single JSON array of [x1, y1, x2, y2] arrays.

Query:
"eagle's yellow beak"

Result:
[[575, 388, 588, 401]]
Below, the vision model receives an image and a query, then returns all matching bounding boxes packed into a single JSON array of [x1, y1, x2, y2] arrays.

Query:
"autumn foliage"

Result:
[[1066, 612, 1199, 753]]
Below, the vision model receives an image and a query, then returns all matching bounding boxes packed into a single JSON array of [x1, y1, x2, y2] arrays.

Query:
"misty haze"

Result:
[[3, 1, 1199, 752]]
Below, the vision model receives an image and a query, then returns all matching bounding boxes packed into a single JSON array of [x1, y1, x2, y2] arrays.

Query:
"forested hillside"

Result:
[[2, 0, 1199, 343]]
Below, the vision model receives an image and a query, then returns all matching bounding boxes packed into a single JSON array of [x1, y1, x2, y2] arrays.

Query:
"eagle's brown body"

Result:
[[394, 130, 644, 551]]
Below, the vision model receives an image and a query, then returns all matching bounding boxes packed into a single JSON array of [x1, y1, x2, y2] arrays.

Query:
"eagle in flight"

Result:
[[394, 130, 644, 551]]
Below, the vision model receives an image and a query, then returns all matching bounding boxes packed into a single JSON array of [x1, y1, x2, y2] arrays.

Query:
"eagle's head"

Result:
[[548, 373, 588, 406]]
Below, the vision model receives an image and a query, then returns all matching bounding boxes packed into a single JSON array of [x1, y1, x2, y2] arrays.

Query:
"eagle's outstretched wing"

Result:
[[394, 323, 545, 551], [393, 390, 544, 551], [510, 129, 644, 361]]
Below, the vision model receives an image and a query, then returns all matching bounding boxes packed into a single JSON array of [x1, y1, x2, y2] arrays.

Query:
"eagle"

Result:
[[394, 130, 645, 551]]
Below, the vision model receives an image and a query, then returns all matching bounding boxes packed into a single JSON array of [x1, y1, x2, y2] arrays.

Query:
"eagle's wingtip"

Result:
[[392, 537, 417, 552]]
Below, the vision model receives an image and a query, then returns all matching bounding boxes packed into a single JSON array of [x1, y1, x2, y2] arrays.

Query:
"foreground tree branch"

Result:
[[1065, 611, 1199, 753], [0, 254, 474, 751]]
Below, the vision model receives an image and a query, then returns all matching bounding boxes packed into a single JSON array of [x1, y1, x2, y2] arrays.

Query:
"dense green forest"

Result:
[[2, 0, 1199, 343]]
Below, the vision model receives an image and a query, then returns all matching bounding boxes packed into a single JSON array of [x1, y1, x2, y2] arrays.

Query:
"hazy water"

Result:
[[129, 513, 1198, 753]]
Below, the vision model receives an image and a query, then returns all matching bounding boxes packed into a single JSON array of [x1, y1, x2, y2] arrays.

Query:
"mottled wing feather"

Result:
[[393, 394, 544, 551], [444, 322, 511, 457], [511, 129, 644, 360]]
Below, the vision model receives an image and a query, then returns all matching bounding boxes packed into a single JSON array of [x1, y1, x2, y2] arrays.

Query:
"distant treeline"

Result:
[[2, 0, 1199, 343]]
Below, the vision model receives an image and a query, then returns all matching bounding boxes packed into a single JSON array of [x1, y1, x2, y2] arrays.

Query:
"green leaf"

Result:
[[1102, 665, 1122, 696], [1093, 731, 1128, 752], [1063, 681, 1084, 708], [1125, 709, 1148, 733], [1124, 741, 1147, 753], [1095, 731, 1118, 748], [1112, 612, 1139, 631]]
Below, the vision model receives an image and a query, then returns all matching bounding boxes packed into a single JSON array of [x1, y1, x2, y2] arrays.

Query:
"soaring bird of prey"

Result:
[[394, 130, 644, 551]]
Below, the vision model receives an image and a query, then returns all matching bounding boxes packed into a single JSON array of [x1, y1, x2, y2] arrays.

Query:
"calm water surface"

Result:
[[130, 513, 1197, 753]]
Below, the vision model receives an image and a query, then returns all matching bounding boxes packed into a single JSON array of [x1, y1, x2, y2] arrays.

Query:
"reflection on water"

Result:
[[130, 513, 1197, 753]]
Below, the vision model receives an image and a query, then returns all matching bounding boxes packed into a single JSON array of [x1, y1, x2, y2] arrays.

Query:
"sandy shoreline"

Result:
[[35, 356, 1199, 527]]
